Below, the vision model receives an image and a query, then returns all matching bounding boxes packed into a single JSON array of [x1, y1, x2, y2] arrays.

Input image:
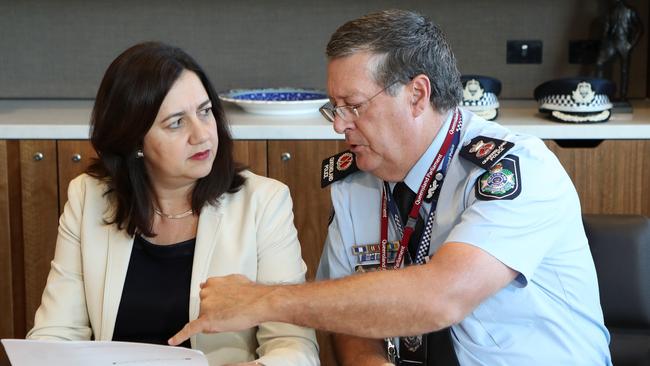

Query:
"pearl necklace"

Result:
[[154, 208, 194, 219]]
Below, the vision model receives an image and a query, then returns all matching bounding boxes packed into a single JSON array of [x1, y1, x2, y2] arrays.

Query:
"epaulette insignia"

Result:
[[475, 155, 522, 201], [320, 150, 359, 188], [459, 135, 514, 170]]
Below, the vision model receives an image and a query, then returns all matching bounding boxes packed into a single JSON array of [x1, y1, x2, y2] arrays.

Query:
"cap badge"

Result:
[[463, 79, 484, 102], [572, 82, 596, 104]]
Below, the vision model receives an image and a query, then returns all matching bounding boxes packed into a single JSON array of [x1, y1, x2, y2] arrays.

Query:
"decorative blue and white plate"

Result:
[[219, 88, 328, 115]]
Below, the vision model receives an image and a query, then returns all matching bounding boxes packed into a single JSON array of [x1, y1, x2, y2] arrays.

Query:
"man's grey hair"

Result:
[[326, 9, 462, 112]]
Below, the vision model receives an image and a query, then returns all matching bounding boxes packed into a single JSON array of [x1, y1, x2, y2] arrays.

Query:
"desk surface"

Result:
[[1, 99, 650, 140]]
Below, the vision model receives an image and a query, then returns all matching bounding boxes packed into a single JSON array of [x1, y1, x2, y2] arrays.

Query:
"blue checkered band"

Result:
[[414, 211, 435, 264], [461, 92, 499, 109], [538, 94, 612, 113]]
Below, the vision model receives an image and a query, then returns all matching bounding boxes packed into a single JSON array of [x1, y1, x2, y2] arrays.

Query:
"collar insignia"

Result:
[[424, 172, 444, 203]]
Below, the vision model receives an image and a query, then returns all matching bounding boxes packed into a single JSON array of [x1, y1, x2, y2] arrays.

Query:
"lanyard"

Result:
[[380, 108, 462, 270]]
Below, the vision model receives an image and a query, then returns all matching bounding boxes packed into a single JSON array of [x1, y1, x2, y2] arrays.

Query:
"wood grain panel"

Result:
[[6, 141, 25, 339], [233, 140, 267, 176], [268, 140, 346, 366], [545, 140, 650, 216], [19, 140, 59, 331], [0, 141, 14, 340], [267, 140, 346, 280], [57, 140, 97, 214]]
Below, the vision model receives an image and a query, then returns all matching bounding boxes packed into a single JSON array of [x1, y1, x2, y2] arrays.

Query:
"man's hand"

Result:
[[168, 274, 273, 346]]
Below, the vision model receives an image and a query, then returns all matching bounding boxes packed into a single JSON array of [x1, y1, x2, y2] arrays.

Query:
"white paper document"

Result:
[[1, 339, 209, 366]]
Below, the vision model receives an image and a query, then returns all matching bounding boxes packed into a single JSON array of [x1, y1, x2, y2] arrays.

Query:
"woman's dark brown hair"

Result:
[[87, 41, 245, 237]]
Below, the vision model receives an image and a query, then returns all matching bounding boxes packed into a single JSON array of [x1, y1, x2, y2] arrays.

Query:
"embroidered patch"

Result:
[[460, 135, 514, 170], [336, 152, 354, 171], [469, 140, 495, 158], [320, 150, 359, 188], [475, 155, 522, 200]]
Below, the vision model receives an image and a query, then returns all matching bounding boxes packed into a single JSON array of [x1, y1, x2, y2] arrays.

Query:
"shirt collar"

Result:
[[399, 110, 454, 193]]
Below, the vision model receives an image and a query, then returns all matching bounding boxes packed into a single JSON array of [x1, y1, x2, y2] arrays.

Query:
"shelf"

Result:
[[1, 99, 650, 140]]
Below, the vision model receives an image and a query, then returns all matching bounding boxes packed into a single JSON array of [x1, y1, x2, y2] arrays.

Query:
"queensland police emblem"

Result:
[[469, 140, 495, 158], [320, 150, 359, 188], [463, 79, 484, 102], [460, 135, 514, 170], [336, 152, 354, 171], [476, 155, 521, 200], [572, 81, 596, 104]]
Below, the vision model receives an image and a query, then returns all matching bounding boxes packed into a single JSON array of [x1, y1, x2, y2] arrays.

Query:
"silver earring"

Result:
[[136, 149, 144, 158]]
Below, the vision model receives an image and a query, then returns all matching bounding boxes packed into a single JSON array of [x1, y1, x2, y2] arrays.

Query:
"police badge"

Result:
[[475, 155, 522, 201]]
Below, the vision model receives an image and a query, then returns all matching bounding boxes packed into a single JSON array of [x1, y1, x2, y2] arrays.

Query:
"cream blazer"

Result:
[[27, 171, 320, 366]]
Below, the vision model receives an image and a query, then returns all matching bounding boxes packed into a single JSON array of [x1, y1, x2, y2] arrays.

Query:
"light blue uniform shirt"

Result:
[[316, 109, 612, 365]]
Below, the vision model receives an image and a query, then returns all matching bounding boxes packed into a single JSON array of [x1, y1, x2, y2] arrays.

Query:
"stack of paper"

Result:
[[1, 339, 208, 366]]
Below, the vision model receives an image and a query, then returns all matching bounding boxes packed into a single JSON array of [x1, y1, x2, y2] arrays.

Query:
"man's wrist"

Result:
[[262, 283, 295, 324]]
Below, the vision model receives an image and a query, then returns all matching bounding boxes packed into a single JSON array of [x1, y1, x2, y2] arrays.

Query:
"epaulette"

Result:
[[320, 150, 359, 188], [459, 135, 515, 170]]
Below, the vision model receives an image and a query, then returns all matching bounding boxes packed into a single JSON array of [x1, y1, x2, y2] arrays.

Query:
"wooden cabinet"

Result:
[[545, 140, 650, 216], [57, 140, 98, 213], [233, 140, 267, 176], [4, 137, 649, 366], [267, 140, 347, 281], [0, 138, 339, 365], [0, 141, 23, 366], [18, 141, 59, 333], [267, 140, 346, 366], [0, 141, 16, 340]]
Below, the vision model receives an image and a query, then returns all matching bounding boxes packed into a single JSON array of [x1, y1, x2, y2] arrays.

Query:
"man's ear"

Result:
[[409, 74, 431, 117]]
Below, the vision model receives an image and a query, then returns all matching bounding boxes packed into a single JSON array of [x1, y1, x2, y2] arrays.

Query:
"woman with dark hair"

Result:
[[26, 42, 320, 366]]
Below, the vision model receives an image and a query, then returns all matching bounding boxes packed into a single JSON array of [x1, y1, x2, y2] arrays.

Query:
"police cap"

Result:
[[460, 75, 501, 121], [534, 77, 615, 123]]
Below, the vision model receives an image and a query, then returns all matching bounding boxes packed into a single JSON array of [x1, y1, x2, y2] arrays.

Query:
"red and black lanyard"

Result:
[[380, 108, 462, 270]]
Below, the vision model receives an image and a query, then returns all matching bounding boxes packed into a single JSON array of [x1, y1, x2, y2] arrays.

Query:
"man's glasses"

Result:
[[319, 80, 400, 123]]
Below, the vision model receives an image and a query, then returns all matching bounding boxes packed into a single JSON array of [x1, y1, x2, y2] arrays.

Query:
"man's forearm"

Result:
[[168, 242, 516, 346], [265, 265, 451, 338], [264, 242, 516, 338]]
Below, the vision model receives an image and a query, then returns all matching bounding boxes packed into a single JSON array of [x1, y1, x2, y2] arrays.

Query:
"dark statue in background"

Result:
[[595, 0, 643, 102]]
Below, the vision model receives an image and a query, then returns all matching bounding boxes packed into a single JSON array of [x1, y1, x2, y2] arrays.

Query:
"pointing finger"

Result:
[[168, 318, 206, 346]]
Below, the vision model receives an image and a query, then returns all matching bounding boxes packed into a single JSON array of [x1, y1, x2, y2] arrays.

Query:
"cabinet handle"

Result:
[[280, 152, 292, 162], [33, 152, 44, 161], [71, 154, 82, 162]]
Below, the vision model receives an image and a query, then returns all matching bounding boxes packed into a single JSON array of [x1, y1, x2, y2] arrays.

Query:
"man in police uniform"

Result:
[[169, 10, 612, 366]]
